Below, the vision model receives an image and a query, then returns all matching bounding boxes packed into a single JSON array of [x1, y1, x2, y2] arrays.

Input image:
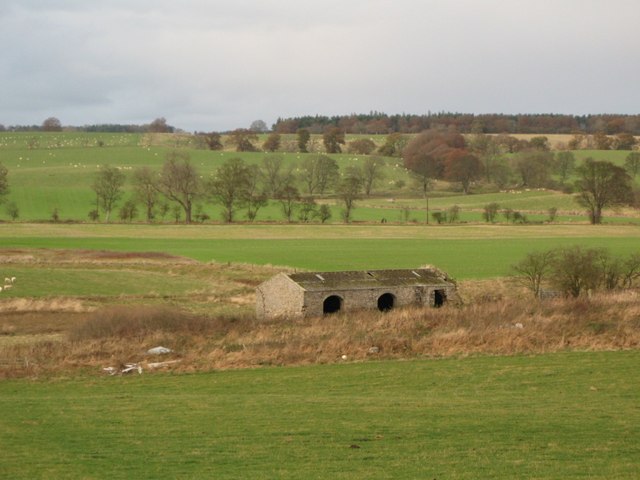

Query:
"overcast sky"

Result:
[[1, 0, 639, 131]]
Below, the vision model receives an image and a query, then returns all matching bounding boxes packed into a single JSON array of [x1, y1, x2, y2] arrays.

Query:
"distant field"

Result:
[[1, 132, 636, 223], [0, 351, 638, 479], [2, 223, 639, 280]]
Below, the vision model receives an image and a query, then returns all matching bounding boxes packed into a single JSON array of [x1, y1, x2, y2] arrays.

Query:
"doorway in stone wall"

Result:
[[323, 295, 342, 314], [377, 293, 395, 312], [434, 289, 446, 307]]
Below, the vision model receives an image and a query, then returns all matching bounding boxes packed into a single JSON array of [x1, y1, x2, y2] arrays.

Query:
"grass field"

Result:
[[2, 223, 639, 280], [0, 350, 638, 479], [1, 132, 637, 222], [1, 132, 639, 477]]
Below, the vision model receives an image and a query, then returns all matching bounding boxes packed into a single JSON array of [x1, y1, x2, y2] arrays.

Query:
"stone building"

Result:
[[256, 267, 456, 320]]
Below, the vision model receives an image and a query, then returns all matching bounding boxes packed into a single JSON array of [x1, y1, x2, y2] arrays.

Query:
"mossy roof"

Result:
[[287, 268, 453, 292]]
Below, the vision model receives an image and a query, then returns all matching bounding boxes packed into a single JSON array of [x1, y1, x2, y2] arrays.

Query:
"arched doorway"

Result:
[[377, 293, 395, 312], [323, 295, 342, 314], [434, 289, 446, 307]]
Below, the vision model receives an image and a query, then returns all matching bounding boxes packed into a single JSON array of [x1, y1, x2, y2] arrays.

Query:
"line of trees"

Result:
[[89, 152, 390, 224], [273, 113, 640, 135], [1, 117, 177, 134], [513, 247, 640, 298]]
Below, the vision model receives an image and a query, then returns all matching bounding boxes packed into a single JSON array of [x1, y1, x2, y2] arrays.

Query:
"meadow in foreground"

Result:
[[0, 351, 638, 479]]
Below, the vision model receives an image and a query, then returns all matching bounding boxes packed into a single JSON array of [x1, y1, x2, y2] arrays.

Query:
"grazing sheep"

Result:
[[3, 285, 12, 290]]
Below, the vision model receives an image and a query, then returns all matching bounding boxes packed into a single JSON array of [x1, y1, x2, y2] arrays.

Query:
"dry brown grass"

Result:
[[0, 298, 90, 313], [2, 284, 639, 378], [2, 248, 638, 378]]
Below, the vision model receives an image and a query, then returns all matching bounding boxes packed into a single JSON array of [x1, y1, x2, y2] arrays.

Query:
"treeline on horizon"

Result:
[[273, 113, 640, 135], [4, 113, 640, 135], [0, 117, 177, 134]]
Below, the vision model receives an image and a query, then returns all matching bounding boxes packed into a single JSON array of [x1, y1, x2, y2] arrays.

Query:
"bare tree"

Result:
[[201, 132, 223, 150], [156, 152, 200, 224], [323, 126, 345, 153], [361, 157, 386, 196], [245, 164, 268, 222], [206, 157, 251, 223], [132, 166, 159, 222], [262, 155, 284, 196], [512, 250, 556, 298], [575, 159, 633, 224], [262, 132, 281, 152], [42, 117, 62, 132], [482, 203, 500, 223], [299, 155, 339, 195], [444, 150, 482, 194], [554, 151, 576, 184], [515, 151, 552, 187], [277, 183, 300, 223], [92, 165, 126, 222], [337, 167, 362, 223], [149, 117, 171, 133], [297, 128, 311, 153], [228, 129, 258, 152], [625, 152, 640, 177], [249, 119, 269, 133]]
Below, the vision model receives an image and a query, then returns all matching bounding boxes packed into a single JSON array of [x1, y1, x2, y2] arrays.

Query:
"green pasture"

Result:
[[0, 132, 404, 221], [2, 224, 639, 281], [363, 189, 579, 212], [0, 265, 204, 299], [573, 149, 632, 166], [0, 132, 637, 222], [0, 351, 638, 479]]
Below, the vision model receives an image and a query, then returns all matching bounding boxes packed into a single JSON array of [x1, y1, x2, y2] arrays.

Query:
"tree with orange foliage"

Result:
[[402, 128, 464, 195], [444, 150, 482, 194]]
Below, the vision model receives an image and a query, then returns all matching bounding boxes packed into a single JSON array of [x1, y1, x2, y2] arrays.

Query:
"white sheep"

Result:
[[3, 285, 12, 290]]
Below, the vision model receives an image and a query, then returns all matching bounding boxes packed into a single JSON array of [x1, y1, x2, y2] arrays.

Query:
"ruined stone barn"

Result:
[[256, 267, 456, 320]]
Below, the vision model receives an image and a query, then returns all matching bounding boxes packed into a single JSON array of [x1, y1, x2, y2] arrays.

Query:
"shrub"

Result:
[[347, 138, 376, 155], [447, 205, 460, 223], [431, 211, 447, 224], [482, 203, 500, 223]]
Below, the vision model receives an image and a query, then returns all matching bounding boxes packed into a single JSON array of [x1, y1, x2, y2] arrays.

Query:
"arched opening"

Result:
[[377, 293, 395, 312], [434, 289, 446, 307], [323, 295, 342, 315]]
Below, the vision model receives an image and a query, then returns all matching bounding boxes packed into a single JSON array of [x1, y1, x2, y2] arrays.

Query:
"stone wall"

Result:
[[255, 273, 304, 320], [302, 285, 457, 318], [256, 272, 458, 320]]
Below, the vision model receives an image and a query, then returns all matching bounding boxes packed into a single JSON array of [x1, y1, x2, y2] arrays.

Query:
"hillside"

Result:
[[0, 132, 637, 223]]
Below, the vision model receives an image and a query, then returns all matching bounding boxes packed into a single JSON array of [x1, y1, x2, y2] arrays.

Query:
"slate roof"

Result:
[[286, 268, 452, 292]]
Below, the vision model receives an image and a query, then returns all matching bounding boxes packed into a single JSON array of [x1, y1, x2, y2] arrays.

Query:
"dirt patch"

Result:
[[0, 311, 88, 335], [0, 298, 91, 313], [0, 248, 195, 265]]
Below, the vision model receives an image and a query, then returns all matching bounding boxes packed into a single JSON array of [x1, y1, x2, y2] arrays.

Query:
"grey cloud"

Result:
[[1, 0, 639, 130]]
